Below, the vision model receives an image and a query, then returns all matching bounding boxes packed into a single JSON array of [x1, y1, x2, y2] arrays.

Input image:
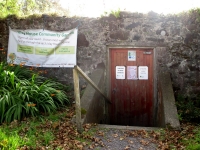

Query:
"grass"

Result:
[[184, 127, 200, 150], [0, 111, 63, 149], [1, 108, 200, 149], [0, 107, 99, 149], [0, 128, 27, 150], [0, 62, 96, 149]]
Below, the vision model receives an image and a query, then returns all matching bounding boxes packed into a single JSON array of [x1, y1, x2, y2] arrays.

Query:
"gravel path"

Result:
[[85, 128, 157, 150]]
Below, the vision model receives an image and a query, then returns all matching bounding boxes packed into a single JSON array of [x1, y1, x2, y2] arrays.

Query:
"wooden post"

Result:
[[74, 65, 112, 104], [73, 68, 83, 133]]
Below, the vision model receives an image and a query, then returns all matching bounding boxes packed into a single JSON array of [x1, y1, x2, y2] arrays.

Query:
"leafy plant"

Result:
[[110, 8, 121, 18], [101, 8, 121, 18], [0, 128, 27, 149], [175, 94, 200, 122], [0, 62, 69, 123], [185, 127, 200, 150], [41, 131, 54, 145], [0, 0, 69, 19]]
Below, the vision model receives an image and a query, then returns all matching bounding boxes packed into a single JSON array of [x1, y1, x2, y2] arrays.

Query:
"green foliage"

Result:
[[0, 128, 26, 150], [110, 8, 121, 18], [0, 0, 22, 19], [41, 131, 54, 146], [101, 8, 121, 18], [0, 62, 69, 123], [0, 0, 69, 19], [0, 114, 60, 149], [185, 127, 200, 150], [188, 8, 200, 22], [176, 94, 200, 122]]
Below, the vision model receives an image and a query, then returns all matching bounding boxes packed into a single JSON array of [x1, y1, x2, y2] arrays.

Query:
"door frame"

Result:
[[106, 45, 157, 125]]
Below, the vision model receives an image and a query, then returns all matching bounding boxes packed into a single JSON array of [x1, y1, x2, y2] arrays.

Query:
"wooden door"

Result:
[[110, 48, 154, 126]]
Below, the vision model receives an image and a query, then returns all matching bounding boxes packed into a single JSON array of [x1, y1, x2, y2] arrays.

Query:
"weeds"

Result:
[[0, 110, 66, 149], [41, 131, 54, 146], [110, 8, 121, 18], [176, 94, 200, 123], [101, 8, 121, 18], [185, 127, 200, 150], [0, 128, 27, 149], [0, 109, 99, 149]]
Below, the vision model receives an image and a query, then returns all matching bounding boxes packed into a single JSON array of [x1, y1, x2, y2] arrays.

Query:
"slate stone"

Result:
[[148, 11, 159, 18], [132, 35, 141, 41], [126, 22, 141, 30], [110, 30, 129, 40], [188, 64, 198, 71], [71, 20, 80, 28], [99, 15, 117, 23], [187, 24, 197, 31], [146, 37, 164, 43], [171, 27, 180, 35], [77, 33, 89, 47], [109, 22, 118, 31], [142, 24, 152, 27], [184, 33, 198, 44]]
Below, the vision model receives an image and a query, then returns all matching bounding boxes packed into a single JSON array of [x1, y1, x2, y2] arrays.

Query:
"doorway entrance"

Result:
[[109, 48, 154, 126]]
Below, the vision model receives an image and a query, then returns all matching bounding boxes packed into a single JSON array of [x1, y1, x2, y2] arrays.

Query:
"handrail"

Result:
[[74, 65, 111, 104], [73, 65, 111, 133]]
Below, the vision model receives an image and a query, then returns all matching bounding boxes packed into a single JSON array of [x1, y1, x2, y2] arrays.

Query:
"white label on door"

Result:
[[138, 66, 148, 80], [128, 51, 136, 61], [116, 66, 125, 79], [127, 66, 137, 80]]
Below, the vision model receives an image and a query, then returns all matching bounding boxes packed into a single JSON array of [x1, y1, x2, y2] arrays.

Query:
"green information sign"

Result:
[[55, 46, 75, 54], [35, 47, 54, 55], [17, 45, 34, 54]]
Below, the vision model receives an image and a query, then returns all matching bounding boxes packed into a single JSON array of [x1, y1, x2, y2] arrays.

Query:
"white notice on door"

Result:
[[116, 66, 125, 79], [128, 51, 136, 61], [127, 66, 137, 80], [138, 66, 148, 80]]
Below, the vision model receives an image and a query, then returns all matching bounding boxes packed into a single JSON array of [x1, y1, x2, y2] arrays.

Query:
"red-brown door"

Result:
[[109, 48, 154, 126]]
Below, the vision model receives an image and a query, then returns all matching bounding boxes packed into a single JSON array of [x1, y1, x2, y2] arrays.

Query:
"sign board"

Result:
[[127, 66, 137, 80], [138, 66, 148, 80], [116, 66, 125, 79], [128, 51, 136, 61], [7, 28, 78, 68]]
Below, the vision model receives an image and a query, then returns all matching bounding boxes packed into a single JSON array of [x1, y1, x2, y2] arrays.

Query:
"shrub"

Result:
[[176, 94, 200, 122], [0, 62, 69, 123]]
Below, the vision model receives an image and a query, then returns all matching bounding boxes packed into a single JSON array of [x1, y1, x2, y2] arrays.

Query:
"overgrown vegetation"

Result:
[[0, 62, 69, 124], [0, 61, 200, 149], [176, 94, 200, 123], [0, 107, 98, 149], [101, 8, 121, 18], [174, 94, 200, 149], [0, 0, 69, 19], [185, 127, 200, 150]]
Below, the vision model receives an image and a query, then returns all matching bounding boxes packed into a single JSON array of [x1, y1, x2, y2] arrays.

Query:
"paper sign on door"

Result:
[[116, 66, 125, 79], [138, 66, 148, 80], [127, 66, 137, 80], [128, 51, 136, 61]]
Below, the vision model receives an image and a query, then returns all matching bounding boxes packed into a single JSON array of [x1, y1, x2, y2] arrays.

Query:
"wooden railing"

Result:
[[73, 65, 111, 133]]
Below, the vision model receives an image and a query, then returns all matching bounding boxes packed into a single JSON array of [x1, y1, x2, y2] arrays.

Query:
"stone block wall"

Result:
[[0, 10, 200, 96]]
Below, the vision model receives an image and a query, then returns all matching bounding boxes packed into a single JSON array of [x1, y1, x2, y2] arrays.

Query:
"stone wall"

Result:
[[0, 10, 200, 96]]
